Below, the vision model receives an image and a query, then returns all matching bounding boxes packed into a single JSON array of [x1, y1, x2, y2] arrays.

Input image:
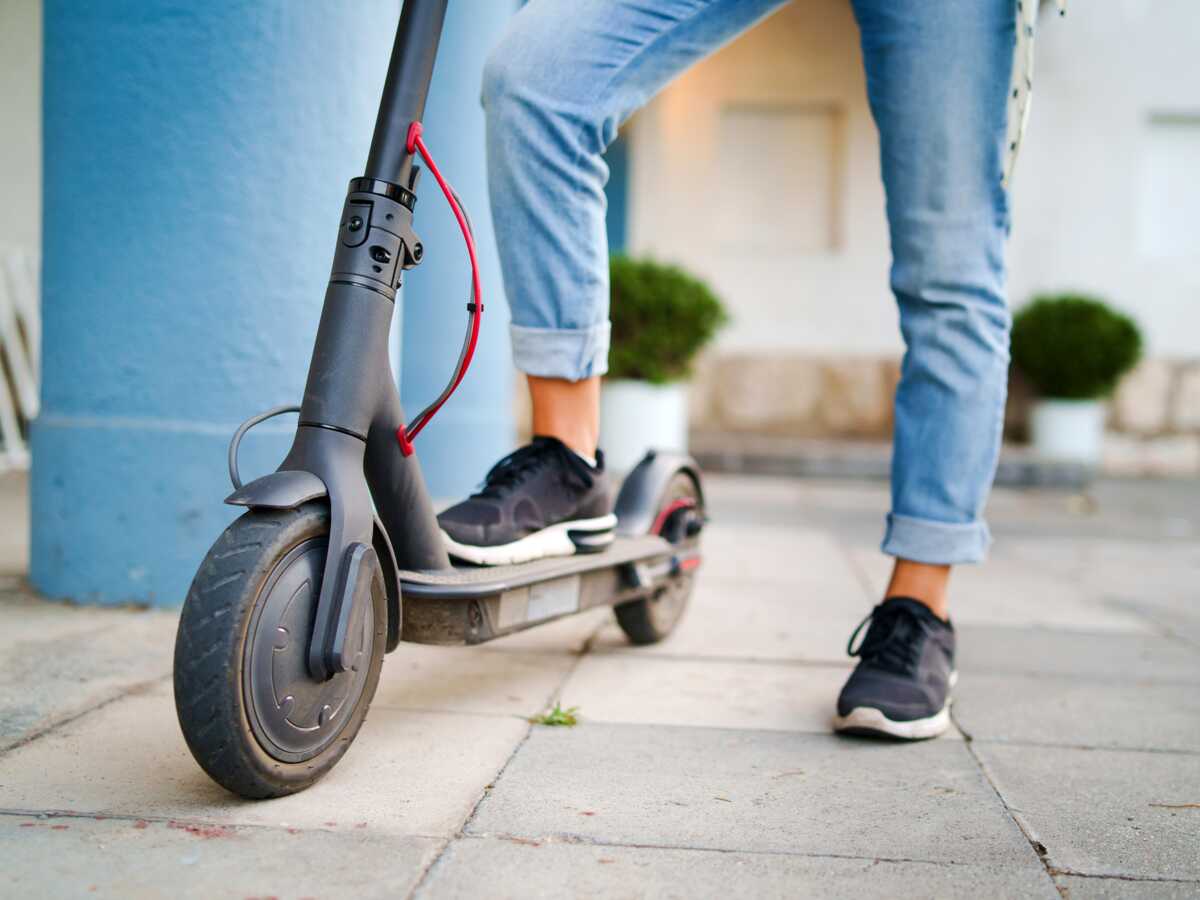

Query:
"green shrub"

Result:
[[1010, 294, 1142, 399], [607, 255, 728, 384]]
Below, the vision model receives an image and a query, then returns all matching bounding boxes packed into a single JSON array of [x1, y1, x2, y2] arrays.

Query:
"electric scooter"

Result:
[[172, 0, 705, 800]]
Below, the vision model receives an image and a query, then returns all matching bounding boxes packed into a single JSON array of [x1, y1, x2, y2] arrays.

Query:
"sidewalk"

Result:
[[1, 469, 1198, 899]]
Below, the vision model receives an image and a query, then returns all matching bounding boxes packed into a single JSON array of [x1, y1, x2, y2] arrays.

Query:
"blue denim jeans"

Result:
[[482, 0, 1016, 565]]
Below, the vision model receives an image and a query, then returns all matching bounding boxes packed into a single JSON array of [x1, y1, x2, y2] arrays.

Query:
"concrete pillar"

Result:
[[400, 0, 518, 500], [32, 0, 420, 606]]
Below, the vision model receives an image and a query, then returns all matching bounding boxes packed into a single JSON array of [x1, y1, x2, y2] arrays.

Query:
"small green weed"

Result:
[[530, 704, 580, 727]]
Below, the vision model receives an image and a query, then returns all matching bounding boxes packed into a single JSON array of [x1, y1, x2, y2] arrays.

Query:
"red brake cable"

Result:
[[395, 120, 483, 457]]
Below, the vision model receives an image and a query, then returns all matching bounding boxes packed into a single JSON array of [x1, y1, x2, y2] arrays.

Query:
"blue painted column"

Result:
[[32, 1, 403, 606], [401, 0, 519, 500]]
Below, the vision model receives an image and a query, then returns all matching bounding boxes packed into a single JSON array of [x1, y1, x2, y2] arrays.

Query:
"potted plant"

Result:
[[600, 255, 728, 471], [1011, 293, 1142, 464]]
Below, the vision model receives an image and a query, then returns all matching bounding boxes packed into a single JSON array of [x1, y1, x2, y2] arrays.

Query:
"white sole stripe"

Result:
[[832, 672, 957, 741], [441, 514, 618, 567], [831, 705, 951, 740]]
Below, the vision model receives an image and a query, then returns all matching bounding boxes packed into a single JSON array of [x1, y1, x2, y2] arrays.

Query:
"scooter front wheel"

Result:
[[173, 503, 385, 799]]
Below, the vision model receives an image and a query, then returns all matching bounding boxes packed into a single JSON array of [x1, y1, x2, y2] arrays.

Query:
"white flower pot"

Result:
[[599, 379, 689, 473], [1029, 398, 1107, 464]]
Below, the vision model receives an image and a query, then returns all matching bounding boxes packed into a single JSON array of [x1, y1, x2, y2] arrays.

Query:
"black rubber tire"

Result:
[[614, 471, 702, 645], [172, 503, 386, 799]]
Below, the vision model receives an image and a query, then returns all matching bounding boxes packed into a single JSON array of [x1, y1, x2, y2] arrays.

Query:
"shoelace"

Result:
[[846, 602, 929, 676], [473, 437, 595, 500]]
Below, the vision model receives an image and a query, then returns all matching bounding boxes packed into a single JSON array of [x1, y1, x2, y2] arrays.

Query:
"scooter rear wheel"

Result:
[[614, 471, 703, 645], [173, 503, 385, 799]]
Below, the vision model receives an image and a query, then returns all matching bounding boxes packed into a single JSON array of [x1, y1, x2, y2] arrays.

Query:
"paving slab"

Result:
[[373, 643, 576, 719], [998, 537, 1200, 612], [954, 673, 1200, 752], [0, 581, 129, 640], [558, 654, 964, 742], [949, 560, 1161, 634], [0, 591, 177, 750], [842, 546, 896, 598], [419, 836, 1059, 900], [1108, 597, 1200, 650], [0, 682, 526, 837], [977, 743, 1200, 880], [698, 524, 870, 596], [0, 813, 440, 900], [1054, 875, 1200, 899], [0, 581, 177, 650], [956, 626, 1200, 682], [590, 574, 865, 664], [469, 724, 1040, 867], [559, 654, 849, 734]]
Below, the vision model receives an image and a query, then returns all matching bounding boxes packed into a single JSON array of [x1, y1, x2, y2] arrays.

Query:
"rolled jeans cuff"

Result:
[[881, 512, 991, 565], [510, 322, 611, 381]]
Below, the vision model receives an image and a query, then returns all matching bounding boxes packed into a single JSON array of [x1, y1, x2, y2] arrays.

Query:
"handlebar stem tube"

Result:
[[282, 0, 454, 679], [364, 0, 449, 186]]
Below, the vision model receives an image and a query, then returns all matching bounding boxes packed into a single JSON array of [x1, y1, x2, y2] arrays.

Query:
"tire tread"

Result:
[[173, 503, 384, 799]]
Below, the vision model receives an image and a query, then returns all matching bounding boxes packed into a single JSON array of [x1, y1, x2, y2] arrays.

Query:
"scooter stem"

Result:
[[365, 0, 448, 186], [283, 0, 453, 680]]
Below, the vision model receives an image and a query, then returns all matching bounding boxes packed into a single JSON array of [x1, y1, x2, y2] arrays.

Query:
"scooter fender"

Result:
[[614, 450, 705, 536], [224, 469, 328, 509], [223, 467, 403, 655]]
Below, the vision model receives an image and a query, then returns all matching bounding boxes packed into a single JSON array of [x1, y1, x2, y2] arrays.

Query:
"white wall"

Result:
[[0, 0, 41, 252], [627, 0, 1200, 360], [1008, 0, 1200, 358]]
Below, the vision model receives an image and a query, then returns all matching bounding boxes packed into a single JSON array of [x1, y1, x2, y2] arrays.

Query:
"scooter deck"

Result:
[[399, 533, 672, 645]]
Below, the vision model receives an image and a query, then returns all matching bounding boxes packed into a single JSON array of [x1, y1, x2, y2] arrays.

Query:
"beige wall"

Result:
[[627, 0, 896, 356], [0, 0, 41, 252], [626, 0, 1200, 361]]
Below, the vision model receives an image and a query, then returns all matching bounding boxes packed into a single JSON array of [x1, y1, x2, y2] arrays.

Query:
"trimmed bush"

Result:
[[607, 255, 728, 384], [1011, 294, 1142, 399]]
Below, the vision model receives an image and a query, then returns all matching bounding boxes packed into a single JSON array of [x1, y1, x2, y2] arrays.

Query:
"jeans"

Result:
[[482, 0, 1016, 566]]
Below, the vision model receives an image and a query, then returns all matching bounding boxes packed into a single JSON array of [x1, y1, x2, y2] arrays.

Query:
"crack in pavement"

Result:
[[1048, 868, 1200, 885], [0, 674, 170, 757], [459, 829, 1012, 869], [0, 806, 447, 840], [960, 736, 1062, 896], [405, 617, 612, 900]]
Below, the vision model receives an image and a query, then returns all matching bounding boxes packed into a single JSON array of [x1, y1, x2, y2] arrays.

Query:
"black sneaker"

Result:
[[832, 597, 956, 740], [437, 436, 616, 566]]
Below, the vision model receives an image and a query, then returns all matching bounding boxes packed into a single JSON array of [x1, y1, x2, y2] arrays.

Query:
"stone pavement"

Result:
[[1, 469, 1198, 899]]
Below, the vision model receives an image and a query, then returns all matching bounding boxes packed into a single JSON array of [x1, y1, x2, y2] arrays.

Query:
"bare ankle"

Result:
[[885, 559, 952, 621], [528, 374, 600, 457]]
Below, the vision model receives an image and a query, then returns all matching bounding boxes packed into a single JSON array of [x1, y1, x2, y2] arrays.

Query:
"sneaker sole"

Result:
[[440, 514, 618, 567], [831, 705, 951, 741], [832, 672, 958, 741]]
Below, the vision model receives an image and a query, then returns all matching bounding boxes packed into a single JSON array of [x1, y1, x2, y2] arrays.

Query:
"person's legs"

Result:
[[835, 0, 1016, 738], [484, 0, 786, 453], [437, 0, 786, 564], [859, 0, 1015, 604], [885, 561, 950, 620], [527, 375, 600, 459]]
